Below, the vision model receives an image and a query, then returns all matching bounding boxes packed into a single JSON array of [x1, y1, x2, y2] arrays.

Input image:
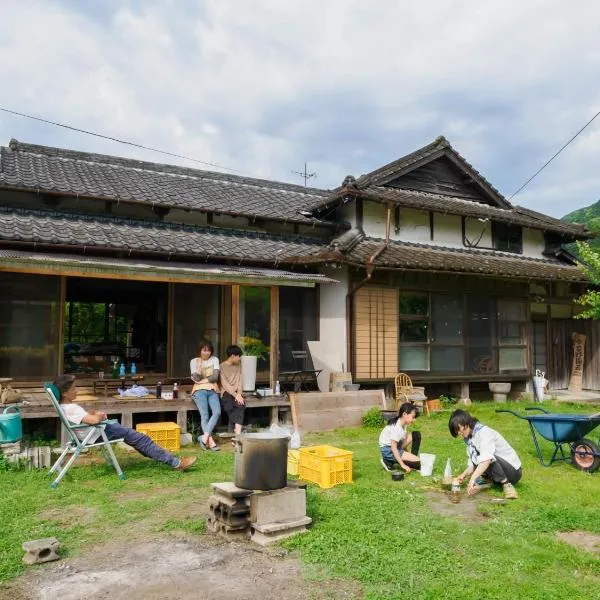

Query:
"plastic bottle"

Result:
[[442, 458, 453, 490], [172, 382, 179, 400], [131, 362, 137, 376], [451, 478, 461, 504], [119, 363, 126, 377], [112, 360, 119, 379], [275, 380, 280, 395], [156, 381, 162, 399]]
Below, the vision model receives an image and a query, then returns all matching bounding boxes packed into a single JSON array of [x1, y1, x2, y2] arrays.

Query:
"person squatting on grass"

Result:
[[379, 402, 422, 473], [219, 344, 245, 437], [54, 375, 197, 471], [449, 409, 521, 500], [190, 339, 221, 451]]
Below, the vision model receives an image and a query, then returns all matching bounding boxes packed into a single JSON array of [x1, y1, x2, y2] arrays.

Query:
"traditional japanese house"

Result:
[[0, 136, 596, 402]]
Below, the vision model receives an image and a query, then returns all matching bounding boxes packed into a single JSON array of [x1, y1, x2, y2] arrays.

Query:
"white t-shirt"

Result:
[[378, 419, 407, 448], [466, 424, 521, 470], [61, 403, 100, 443]]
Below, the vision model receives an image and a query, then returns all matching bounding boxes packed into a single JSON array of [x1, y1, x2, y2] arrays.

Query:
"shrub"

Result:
[[362, 407, 384, 428]]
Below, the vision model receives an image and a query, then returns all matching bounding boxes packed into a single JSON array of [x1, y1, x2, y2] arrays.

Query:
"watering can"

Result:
[[0, 404, 23, 443]]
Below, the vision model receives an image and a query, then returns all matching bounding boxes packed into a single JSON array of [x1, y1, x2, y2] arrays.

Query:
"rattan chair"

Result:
[[394, 373, 428, 415]]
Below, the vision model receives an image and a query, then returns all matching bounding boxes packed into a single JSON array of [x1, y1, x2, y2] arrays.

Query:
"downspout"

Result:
[[345, 204, 392, 376]]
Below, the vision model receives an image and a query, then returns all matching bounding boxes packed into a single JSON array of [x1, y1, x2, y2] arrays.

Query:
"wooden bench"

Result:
[[19, 391, 291, 445]]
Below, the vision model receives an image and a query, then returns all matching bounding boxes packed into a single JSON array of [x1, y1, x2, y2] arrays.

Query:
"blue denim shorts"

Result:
[[380, 445, 404, 464]]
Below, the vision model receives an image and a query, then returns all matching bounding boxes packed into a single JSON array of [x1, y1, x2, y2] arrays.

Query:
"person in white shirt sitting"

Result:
[[449, 409, 521, 500], [378, 402, 422, 473], [54, 375, 197, 472]]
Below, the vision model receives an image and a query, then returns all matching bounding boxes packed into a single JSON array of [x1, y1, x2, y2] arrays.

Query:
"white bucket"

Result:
[[419, 453, 436, 477]]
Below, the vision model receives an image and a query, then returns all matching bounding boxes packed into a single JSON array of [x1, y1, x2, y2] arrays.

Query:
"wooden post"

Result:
[[568, 333, 586, 392], [167, 283, 175, 377], [231, 285, 240, 344], [57, 276, 66, 375], [270, 286, 279, 390]]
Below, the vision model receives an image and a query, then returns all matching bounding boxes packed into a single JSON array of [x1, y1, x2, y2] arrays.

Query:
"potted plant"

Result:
[[238, 334, 269, 391]]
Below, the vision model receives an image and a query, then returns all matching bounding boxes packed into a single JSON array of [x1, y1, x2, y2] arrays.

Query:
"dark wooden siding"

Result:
[[385, 157, 495, 205]]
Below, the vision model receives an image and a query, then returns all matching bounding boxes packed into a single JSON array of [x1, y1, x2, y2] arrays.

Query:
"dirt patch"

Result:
[[1, 535, 361, 600], [38, 506, 97, 527], [424, 490, 488, 523], [556, 531, 600, 555]]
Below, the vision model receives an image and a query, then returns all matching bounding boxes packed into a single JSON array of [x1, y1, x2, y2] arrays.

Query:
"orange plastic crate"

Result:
[[298, 445, 353, 488], [135, 422, 180, 451]]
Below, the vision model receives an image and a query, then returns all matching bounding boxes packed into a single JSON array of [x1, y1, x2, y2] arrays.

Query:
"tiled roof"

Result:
[[314, 186, 590, 239], [356, 136, 511, 208], [343, 236, 586, 281], [0, 206, 328, 265], [0, 249, 336, 286], [0, 139, 328, 225]]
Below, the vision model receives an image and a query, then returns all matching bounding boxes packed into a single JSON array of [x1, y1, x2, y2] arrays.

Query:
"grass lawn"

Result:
[[1, 401, 599, 599]]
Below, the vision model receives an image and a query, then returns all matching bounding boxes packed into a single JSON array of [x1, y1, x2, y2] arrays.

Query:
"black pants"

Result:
[[483, 456, 522, 485], [383, 431, 421, 469]]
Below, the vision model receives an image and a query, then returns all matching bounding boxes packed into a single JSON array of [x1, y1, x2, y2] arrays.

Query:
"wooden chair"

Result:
[[393, 373, 429, 415]]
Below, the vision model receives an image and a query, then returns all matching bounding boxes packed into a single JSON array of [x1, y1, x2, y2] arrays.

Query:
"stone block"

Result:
[[251, 515, 312, 534], [249, 487, 306, 525], [211, 482, 254, 499], [0, 441, 21, 456], [180, 433, 194, 446], [250, 523, 309, 546], [22, 538, 60, 565]]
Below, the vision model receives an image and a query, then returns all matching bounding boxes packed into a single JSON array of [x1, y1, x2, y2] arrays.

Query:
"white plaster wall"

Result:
[[433, 213, 463, 246], [396, 208, 430, 242], [316, 265, 348, 377], [464, 217, 492, 248], [362, 202, 388, 238], [341, 203, 356, 228], [522, 228, 546, 258]]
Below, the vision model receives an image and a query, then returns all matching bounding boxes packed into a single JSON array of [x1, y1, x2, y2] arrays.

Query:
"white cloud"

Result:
[[1, 0, 599, 215]]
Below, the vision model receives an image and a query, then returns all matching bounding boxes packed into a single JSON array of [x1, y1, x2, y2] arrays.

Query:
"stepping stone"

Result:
[[22, 538, 60, 565]]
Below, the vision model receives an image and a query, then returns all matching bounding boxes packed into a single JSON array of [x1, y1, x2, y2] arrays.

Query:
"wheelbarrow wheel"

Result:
[[570, 438, 600, 473]]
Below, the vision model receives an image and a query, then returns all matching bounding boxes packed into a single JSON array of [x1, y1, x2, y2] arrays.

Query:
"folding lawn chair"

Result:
[[44, 383, 126, 489]]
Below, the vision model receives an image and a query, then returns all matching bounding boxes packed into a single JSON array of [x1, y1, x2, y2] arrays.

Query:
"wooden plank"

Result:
[[167, 283, 175, 377], [57, 275, 66, 374], [231, 285, 240, 344]]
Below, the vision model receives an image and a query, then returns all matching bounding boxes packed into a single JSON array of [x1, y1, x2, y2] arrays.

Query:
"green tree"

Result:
[[574, 241, 600, 319]]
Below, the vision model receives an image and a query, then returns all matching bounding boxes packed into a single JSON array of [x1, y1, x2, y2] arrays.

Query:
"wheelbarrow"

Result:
[[496, 407, 600, 472]]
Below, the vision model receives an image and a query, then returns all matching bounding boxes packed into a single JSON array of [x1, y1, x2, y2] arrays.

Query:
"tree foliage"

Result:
[[574, 241, 600, 319]]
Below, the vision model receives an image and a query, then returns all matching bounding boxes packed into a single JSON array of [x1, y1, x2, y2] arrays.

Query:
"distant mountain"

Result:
[[562, 200, 600, 248]]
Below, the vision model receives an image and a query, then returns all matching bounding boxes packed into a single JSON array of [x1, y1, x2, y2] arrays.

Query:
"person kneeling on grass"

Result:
[[54, 374, 197, 472], [379, 402, 422, 473], [449, 409, 521, 500]]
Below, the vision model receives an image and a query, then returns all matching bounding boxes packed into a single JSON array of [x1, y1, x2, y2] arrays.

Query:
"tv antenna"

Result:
[[292, 162, 317, 187]]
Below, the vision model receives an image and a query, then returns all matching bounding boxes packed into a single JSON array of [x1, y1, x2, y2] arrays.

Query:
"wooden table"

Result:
[[92, 375, 145, 396]]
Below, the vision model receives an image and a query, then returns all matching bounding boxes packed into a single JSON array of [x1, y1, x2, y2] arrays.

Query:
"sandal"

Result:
[[199, 438, 208, 451]]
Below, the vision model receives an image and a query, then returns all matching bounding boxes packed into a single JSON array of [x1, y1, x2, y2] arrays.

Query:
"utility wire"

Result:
[[509, 108, 600, 200], [0, 107, 247, 174]]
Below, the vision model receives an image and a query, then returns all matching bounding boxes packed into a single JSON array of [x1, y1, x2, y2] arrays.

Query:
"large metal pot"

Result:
[[234, 432, 288, 490]]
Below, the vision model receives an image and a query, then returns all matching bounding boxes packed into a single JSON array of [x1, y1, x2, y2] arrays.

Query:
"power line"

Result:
[[0, 107, 247, 174], [509, 108, 600, 200]]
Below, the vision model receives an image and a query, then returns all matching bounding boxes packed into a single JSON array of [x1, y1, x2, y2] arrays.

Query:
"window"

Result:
[[431, 294, 463, 372], [492, 223, 522, 253], [279, 287, 318, 372], [399, 293, 429, 371], [0, 274, 61, 378], [240, 286, 271, 376], [497, 299, 528, 372]]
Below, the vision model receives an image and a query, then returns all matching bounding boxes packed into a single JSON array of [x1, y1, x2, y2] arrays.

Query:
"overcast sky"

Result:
[[1, 1, 599, 217]]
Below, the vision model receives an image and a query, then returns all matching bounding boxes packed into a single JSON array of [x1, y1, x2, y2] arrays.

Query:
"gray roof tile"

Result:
[[0, 206, 328, 265], [0, 140, 329, 225], [344, 236, 585, 281]]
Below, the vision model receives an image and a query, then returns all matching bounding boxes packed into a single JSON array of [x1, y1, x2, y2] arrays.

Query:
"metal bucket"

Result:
[[0, 405, 22, 443], [234, 432, 288, 490]]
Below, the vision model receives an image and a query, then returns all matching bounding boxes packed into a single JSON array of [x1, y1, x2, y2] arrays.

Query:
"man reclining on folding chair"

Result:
[[54, 375, 197, 473]]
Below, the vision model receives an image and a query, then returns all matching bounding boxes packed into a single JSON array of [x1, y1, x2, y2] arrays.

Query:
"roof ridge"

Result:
[[6, 139, 328, 197], [0, 205, 328, 246]]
